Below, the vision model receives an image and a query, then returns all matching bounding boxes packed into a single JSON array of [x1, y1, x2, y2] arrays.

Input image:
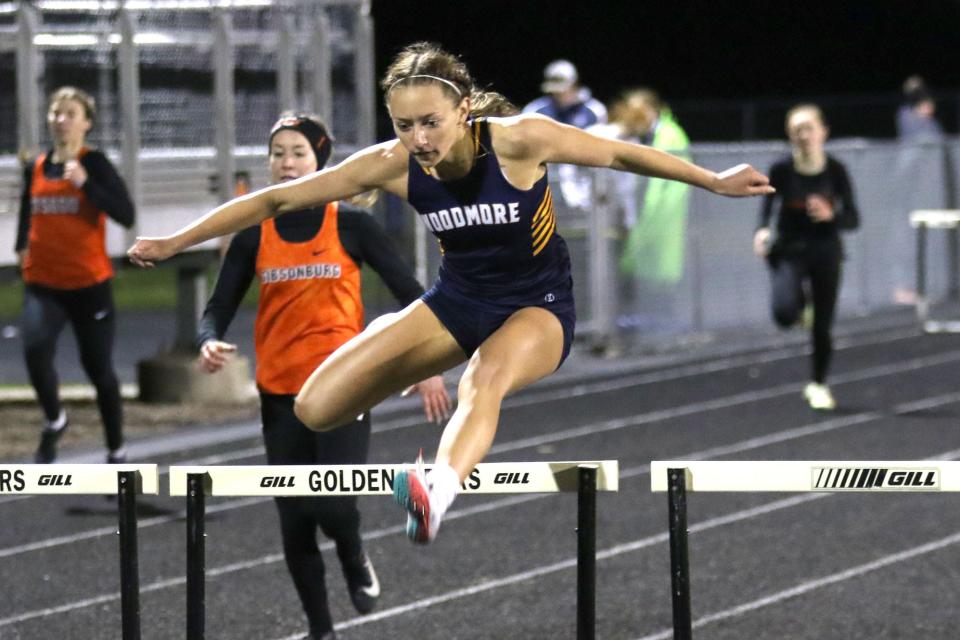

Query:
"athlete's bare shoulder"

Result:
[[486, 113, 558, 163]]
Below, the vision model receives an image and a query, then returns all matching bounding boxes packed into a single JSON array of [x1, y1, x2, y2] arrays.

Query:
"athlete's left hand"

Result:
[[806, 194, 835, 222], [712, 164, 775, 197], [64, 160, 88, 188], [404, 376, 452, 425]]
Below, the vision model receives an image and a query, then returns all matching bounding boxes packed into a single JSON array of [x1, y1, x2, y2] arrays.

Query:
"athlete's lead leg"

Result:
[[294, 300, 466, 431], [397, 306, 565, 543]]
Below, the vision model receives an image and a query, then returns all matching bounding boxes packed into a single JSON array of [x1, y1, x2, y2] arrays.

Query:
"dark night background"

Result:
[[370, 0, 960, 141]]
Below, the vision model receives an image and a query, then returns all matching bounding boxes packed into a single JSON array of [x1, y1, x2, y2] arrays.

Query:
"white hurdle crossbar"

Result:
[[650, 460, 960, 640], [0, 464, 159, 640], [169, 460, 619, 496], [170, 461, 618, 640]]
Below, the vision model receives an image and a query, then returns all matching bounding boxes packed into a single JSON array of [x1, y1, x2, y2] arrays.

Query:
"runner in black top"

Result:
[[754, 103, 860, 411]]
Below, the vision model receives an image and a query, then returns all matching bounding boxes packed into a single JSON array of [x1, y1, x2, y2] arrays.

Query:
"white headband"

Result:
[[389, 74, 463, 97]]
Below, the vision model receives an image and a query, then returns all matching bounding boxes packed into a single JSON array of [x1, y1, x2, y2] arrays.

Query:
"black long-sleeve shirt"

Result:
[[196, 204, 424, 348], [758, 155, 860, 249], [16, 149, 136, 251]]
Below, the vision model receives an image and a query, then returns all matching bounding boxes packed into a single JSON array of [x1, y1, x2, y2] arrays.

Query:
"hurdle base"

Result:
[[138, 353, 255, 404]]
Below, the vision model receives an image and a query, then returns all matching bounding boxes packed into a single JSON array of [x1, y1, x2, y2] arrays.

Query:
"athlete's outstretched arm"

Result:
[[505, 114, 774, 197], [127, 141, 408, 266]]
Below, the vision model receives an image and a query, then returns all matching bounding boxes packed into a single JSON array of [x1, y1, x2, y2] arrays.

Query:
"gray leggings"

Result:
[[22, 281, 123, 450]]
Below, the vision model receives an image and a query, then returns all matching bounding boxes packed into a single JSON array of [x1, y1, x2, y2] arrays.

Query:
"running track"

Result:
[[3, 317, 960, 639]]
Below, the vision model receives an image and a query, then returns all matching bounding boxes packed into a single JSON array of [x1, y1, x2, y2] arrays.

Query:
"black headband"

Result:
[[268, 115, 332, 169]]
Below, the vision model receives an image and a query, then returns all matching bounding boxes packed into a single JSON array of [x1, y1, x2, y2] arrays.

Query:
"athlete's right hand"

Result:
[[713, 164, 775, 197], [198, 340, 238, 373], [127, 237, 176, 268], [752, 227, 771, 258]]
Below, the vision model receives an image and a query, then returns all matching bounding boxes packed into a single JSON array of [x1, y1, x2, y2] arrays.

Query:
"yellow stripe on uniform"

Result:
[[532, 203, 554, 237], [533, 218, 556, 255], [532, 188, 553, 225], [532, 188, 556, 256]]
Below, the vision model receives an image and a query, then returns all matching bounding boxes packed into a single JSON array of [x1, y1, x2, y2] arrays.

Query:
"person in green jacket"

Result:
[[612, 89, 691, 284], [590, 88, 692, 343]]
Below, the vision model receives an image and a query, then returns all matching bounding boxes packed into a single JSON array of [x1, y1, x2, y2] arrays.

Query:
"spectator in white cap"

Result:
[[523, 60, 608, 208], [525, 60, 607, 129]]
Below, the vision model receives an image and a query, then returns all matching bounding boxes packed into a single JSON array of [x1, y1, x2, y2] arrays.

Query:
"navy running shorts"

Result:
[[422, 277, 576, 369]]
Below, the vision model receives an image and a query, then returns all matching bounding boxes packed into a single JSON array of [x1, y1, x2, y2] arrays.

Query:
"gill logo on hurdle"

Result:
[[812, 466, 940, 491]]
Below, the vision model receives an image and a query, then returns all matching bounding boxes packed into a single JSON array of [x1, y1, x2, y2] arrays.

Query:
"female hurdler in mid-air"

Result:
[[128, 42, 774, 544]]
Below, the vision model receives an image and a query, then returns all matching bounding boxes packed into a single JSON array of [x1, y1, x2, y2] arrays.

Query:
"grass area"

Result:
[[113, 266, 179, 309], [0, 282, 22, 319], [0, 265, 259, 320], [0, 261, 403, 321]]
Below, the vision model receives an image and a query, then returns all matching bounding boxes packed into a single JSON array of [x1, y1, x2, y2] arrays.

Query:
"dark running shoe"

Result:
[[34, 420, 69, 464], [342, 551, 380, 614]]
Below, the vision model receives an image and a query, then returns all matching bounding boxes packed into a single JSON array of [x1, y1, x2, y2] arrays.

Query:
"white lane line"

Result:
[[0, 323, 924, 505], [7, 391, 960, 632], [326, 494, 827, 634], [332, 445, 960, 636], [0, 491, 541, 629], [373, 325, 922, 434], [1, 352, 958, 563], [489, 351, 960, 456], [0, 497, 268, 559], [634, 532, 960, 640], [97, 337, 937, 473]]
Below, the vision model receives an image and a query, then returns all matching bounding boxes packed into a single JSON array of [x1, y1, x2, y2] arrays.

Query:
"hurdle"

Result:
[[651, 460, 960, 639], [910, 209, 960, 333], [169, 461, 618, 640], [0, 463, 159, 640]]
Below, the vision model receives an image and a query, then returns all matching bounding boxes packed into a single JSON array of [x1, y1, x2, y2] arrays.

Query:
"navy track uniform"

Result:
[[409, 118, 576, 364]]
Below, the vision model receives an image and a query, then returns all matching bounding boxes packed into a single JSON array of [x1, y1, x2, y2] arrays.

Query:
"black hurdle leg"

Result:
[[577, 465, 597, 640], [917, 222, 927, 323], [118, 470, 141, 640], [187, 473, 207, 640], [949, 225, 959, 300], [668, 468, 692, 640]]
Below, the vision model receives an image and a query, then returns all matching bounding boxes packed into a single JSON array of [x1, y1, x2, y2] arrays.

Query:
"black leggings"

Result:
[[260, 393, 371, 635], [769, 251, 842, 384], [22, 282, 123, 450]]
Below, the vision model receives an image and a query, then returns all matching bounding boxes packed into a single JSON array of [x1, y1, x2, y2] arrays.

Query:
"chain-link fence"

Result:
[[588, 138, 959, 347], [406, 138, 960, 347]]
